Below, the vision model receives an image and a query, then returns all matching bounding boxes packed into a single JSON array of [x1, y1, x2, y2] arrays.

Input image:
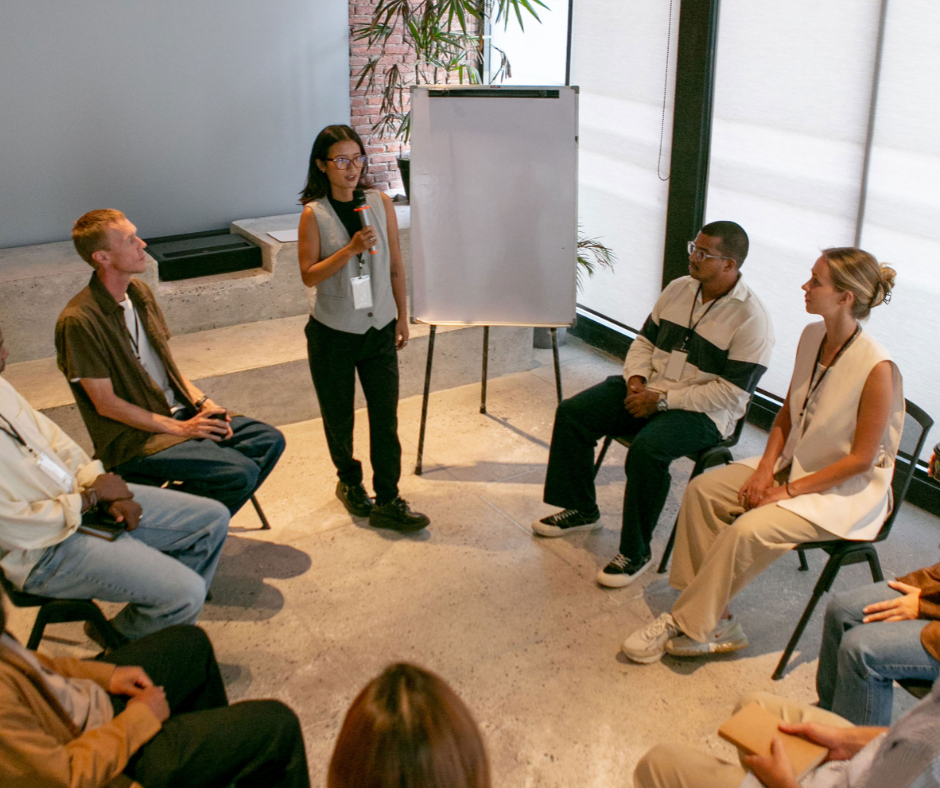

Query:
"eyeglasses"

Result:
[[325, 156, 367, 170], [687, 241, 729, 263]]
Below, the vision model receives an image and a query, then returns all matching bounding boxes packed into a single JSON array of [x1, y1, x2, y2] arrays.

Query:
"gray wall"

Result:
[[0, 0, 349, 250]]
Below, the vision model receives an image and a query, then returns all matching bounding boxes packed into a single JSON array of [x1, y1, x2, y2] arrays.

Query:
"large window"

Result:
[[706, 0, 939, 459], [569, 0, 680, 330]]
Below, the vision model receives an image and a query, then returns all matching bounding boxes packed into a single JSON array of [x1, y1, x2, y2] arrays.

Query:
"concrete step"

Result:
[[6, 315, 535, 454]]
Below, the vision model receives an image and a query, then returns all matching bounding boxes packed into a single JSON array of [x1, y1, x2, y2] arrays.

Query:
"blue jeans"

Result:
[[115, 416, 286, 515], [24, 485, 229, 641], [817, 581, 940, 725]]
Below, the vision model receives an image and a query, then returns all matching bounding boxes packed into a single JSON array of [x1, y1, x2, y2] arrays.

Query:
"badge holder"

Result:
[[351, 254, 372, 310]]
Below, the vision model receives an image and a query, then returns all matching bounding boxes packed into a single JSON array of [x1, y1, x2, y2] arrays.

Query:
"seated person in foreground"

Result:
[[634, 684, 940, 788], [817, 550, 940, 726], [0, 325, 228, 642], [533, 221, 774, 588], [329, 662, 490, 788], [622, 248, 902, 663], [0, 594, 309, 788], [56, 209, 285, 516]]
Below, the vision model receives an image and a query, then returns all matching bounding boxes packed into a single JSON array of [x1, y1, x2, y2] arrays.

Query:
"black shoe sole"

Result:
[[336, 486, 373, 518], [369, 513, 430, 533]]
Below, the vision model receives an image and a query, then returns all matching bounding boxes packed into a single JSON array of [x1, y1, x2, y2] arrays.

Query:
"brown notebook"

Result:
[[718, 703, 830, 781]]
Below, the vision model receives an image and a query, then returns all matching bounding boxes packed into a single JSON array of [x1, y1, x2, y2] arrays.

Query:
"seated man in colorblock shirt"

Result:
[[533, 221, 774, 588]]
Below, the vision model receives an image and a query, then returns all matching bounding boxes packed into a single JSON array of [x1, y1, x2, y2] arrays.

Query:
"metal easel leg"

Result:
[[551, 328, 563, 404], [415, 325, 436, 475], [481, 326, 490, 414]]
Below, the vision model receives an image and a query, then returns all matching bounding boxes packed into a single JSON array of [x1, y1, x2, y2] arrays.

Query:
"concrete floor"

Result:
[[7, 336, 937, 786]]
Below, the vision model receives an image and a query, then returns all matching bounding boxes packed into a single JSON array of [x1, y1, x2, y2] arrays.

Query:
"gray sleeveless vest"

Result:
[[305, 190, 397, 334]]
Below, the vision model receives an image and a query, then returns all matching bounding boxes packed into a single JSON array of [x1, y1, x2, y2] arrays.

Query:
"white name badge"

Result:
[[36, 452, 74, 490], [351, 275, 373, 310], [664, 349, 688, 381]]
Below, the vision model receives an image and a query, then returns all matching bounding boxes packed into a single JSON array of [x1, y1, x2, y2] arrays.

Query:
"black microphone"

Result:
[[352, 189, 377, 255]]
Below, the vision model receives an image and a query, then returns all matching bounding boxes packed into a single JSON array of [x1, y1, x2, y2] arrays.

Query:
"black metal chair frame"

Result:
[[592, 399, 753, 573], [0, 568, 124, 651], [772, 398, 933, 680]]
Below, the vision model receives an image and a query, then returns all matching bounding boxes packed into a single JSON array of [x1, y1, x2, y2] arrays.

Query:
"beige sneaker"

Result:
[[665, 616, 748, 657]]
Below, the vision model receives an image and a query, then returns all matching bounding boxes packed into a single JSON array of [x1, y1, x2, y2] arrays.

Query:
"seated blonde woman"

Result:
[[622, 247, 902, 663]]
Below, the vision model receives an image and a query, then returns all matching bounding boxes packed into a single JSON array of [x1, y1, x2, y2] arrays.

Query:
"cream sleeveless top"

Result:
[[304, 190, 397, 334], [738, 321, 904, 540]]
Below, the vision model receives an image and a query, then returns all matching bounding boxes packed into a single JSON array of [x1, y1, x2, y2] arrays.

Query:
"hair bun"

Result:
[[871, 264, 897, 307]]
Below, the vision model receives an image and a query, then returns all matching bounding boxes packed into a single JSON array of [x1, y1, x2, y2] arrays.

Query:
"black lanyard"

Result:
[[123, 300, 142, 361], [0, 413, 30, 451], [681, 285, 725, 349], [799, 325, 861, 418]]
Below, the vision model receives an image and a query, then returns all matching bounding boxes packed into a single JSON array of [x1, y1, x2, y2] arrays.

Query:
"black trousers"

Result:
[[305, 316, 402, 504], [101, 625, 309, 788], [543, 375, 721, 560]]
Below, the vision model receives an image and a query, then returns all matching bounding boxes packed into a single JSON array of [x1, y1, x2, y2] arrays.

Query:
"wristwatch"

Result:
[[656, 393, 668, 412], [193, 395, 209, 410]]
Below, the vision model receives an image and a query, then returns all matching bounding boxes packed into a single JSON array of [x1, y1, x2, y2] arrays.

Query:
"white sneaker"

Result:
[[621, 613, 681, 664], [665, 616, 749, 657]]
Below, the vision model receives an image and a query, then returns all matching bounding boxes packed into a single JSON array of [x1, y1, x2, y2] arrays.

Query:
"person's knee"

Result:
[[839, 627, 875, 673], [626, 432, 670, 467], [634, 743, 686, 788], [171, 571, 208, 622], [263, 425, 287, 459]]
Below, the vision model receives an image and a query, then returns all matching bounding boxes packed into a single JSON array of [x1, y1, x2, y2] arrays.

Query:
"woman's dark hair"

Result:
[[299, 125, 368, 204], [328, 663, 491, 788], [0, 587, 6, 633]]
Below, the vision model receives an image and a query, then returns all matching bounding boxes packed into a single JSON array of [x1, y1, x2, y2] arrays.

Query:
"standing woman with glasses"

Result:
[[298, 125, 429, 532]]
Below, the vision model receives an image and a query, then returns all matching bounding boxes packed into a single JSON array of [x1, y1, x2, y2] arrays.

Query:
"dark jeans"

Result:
[[305, 316, 402, 504], [116, 416, 286, 515], [102, 625, 309, 788], [543, 375, 721, 559]]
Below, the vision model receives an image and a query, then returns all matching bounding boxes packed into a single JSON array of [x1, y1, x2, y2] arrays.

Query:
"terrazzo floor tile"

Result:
[[4, 338, 934, 787]]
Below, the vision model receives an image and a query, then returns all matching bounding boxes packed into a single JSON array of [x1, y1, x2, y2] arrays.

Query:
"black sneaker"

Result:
[[531, 508, 601, 537], [336, 481, 374, 518], [369, 497, 430, 533], [596, 552, 653, 588]]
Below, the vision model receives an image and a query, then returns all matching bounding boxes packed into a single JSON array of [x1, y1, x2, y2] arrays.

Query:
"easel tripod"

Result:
[[414, 325, 565, 475]]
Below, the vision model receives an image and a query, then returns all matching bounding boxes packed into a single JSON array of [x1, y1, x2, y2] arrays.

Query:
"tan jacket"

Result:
[[0, 641, 161, 788], [898, 554, 940, 663]]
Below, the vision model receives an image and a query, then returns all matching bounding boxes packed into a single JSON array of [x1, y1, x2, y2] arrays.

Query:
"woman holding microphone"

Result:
[[298, 125, 429, 533]]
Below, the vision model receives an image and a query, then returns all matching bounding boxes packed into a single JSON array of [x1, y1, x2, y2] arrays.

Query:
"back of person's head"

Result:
[[700, 220, 749, 267], [822, 247, 896, 321], [72, 209, 127, 266], [328, 663, 490, 788], [300, 124, 368, 204]]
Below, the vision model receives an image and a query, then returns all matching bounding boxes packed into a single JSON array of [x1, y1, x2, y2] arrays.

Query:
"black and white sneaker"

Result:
[[596, 552, 653, 588], [532, 508, 601, 537], [369, 497, 430, 533], [336, 481, 374, 518]]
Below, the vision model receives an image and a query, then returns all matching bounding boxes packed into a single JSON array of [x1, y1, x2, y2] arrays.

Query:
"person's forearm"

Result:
[[756, 403, 791, 473], [391, 262, 408, 321], [787, 453, 876, 498], [176, 373, 203, 405], [94, 394, 181, 435], [300, 245, 357, 288]]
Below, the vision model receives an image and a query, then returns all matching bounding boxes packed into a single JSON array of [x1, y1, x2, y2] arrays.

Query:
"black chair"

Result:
[[898, 678, 935, 700], [0, 568, 124, 651], [772, 399, 933, 680], [593, 399, 753, 573]]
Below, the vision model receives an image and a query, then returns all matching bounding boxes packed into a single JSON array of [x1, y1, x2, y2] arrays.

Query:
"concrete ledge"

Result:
[[1, 207, 411, 365], [7, 315, 534, 454]]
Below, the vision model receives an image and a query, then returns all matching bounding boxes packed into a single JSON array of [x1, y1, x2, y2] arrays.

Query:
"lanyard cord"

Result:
[[0, 413, 27, 448], [800, 324, 861, 418], [123, 300, 142, 360], [682, 284, 726, 347]]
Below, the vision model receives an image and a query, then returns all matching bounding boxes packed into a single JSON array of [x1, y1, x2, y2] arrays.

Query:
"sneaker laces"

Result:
[[608, 553, 629, 570], [552, 509, 585, 525], [642, 614, 677, 641]]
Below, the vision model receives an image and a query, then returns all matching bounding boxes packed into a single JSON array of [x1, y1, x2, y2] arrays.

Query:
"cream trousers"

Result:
[[669, 464, 835, 642], [634, 692, 854, 788]]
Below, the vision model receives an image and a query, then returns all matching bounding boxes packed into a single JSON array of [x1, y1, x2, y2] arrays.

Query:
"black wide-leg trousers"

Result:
[[102, 625, 309, 788], [305, 316, 402, 504], [543, 375, 721, 560]]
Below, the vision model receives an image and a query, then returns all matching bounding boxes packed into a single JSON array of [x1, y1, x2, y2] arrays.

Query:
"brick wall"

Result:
[[348, 2, 480, 192], [349, 1, 410, 191]]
